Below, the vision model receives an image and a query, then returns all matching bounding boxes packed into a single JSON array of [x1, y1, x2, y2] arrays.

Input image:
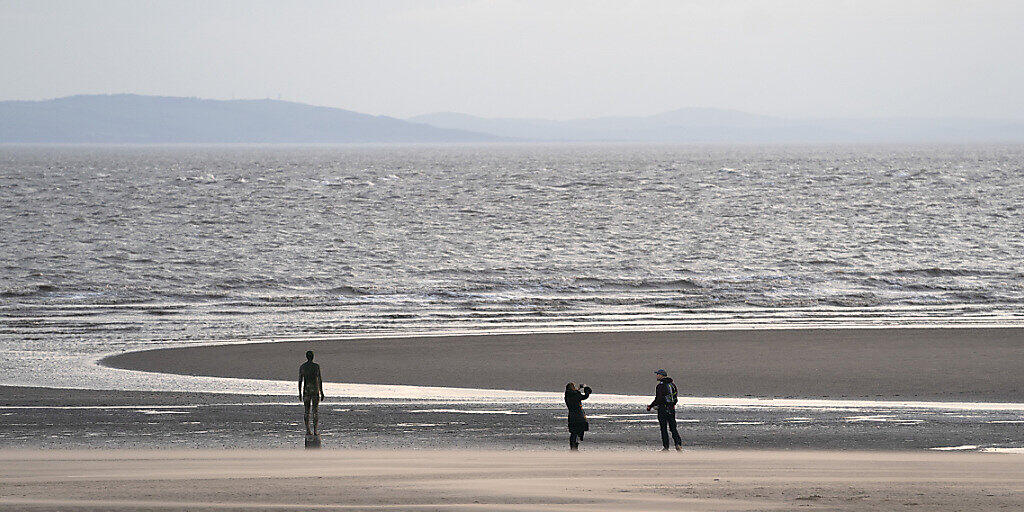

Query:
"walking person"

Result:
[[647, 369, 682, 451], [564, 382, 592, 450], [299, 351, 324, 436]]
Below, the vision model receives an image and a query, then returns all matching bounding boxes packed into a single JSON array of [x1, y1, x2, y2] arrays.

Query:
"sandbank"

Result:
[[103, 328, 1024, 402]]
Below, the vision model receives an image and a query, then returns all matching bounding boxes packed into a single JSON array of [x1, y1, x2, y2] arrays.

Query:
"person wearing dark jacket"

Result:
[[564, 382, 592, 450], [646, 369, 682, 451]]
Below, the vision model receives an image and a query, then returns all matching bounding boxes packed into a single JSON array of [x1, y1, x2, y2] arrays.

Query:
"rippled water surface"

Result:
[[2, 144, 1023, 388]]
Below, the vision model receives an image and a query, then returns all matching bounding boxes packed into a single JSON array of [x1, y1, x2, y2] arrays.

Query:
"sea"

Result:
[[2, 143, 1023, 392]]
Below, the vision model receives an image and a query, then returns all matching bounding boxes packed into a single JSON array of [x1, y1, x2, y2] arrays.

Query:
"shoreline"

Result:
[[92, 319, 1024, 353], [102, 327, 1024, 403]]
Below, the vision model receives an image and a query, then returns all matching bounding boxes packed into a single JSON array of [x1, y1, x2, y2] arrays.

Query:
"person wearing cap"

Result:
[[564, 382, 592, 450], [647, 369, 682, 451]]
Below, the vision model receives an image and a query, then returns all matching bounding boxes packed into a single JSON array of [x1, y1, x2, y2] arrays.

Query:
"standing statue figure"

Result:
[[299, 350, 324, 437]]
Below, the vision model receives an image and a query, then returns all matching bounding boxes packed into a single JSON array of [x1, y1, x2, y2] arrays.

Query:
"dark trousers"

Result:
[[657, 406, 682, 448], [569, 431, 584, 450]]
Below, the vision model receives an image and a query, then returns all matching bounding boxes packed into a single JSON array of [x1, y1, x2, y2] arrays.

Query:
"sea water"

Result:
[[1, 143, 1023, 391]]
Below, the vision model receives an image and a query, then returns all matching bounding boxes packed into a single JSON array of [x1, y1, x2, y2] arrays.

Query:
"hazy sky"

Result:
[[2, 0, 1023, 119]]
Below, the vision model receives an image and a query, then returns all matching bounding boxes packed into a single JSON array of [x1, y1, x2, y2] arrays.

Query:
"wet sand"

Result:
[[104, 327, 1024, 402], [2, 449, 1023, 511], [10, 385, 1024, 451]]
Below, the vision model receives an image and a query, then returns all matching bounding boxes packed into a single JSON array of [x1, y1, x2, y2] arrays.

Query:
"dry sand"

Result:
[[2, 449, 1023, 511], [104, 328, 1024, 402]]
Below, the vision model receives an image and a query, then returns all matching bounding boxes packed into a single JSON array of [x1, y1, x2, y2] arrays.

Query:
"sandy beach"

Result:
[[5, 327, 1024, 509], [2, 449, 1023, 511], [105, 328, 1024, 402]]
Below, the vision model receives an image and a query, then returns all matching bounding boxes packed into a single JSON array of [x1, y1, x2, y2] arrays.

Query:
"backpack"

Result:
[[663, 382, 678, 405]]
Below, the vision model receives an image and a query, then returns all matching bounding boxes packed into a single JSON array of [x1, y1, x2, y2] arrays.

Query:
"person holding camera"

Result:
[[647, 369, 682, 451], [564, 382, 592, 450]]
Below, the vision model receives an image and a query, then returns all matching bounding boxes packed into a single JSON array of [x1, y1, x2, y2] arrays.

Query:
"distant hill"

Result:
[[4, 95, 1021, 143], [410, 108, 1024, 143], [0, 95, 502, 143]]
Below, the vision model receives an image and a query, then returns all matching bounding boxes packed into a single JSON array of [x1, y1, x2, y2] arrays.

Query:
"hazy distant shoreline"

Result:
[[4, 94, 1023, 143]]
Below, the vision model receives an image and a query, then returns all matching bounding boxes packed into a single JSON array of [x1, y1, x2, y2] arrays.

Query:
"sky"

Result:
[[1, 0, 1023, 120]]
